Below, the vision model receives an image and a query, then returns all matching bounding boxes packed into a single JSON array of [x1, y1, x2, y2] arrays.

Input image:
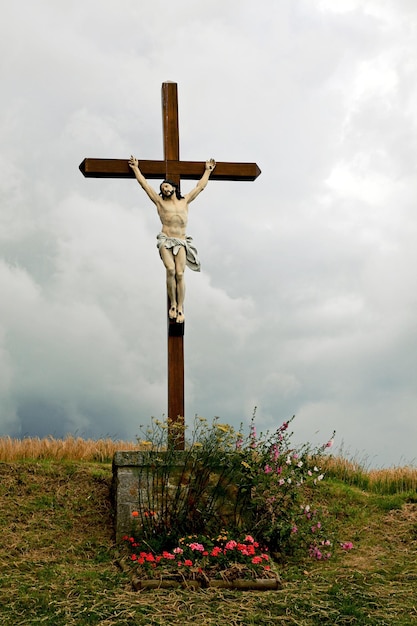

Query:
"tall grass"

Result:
[[0, 435, 144, 463], [321, 454, 417, 494], [1, 436, 416, 495]]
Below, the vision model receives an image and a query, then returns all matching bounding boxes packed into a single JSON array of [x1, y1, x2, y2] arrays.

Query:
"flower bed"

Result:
[[118, 413, 351, 590], [122, 532, 282, 590]]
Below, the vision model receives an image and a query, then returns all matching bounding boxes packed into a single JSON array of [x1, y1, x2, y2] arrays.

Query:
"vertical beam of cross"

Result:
[[162, 83, 185, 449]]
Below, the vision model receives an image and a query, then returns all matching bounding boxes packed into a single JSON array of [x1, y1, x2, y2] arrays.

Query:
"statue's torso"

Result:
[[157, 198, 188, 239]]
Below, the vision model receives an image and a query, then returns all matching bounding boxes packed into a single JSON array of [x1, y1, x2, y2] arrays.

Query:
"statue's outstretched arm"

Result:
[[185, 159, 216, 203], [128, 156, 160, 204]]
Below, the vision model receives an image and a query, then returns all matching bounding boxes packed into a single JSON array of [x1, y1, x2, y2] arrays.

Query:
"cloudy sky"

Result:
[[1, 0, 416, 467]]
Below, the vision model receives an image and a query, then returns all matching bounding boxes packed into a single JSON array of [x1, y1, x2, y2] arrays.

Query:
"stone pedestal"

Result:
[[112, 449, 248, 542], [112, 450, 188, 541]]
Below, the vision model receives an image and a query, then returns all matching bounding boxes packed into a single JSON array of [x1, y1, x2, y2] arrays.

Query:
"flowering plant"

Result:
[[125, 412, 346, 572], [123, 530, 277, 582], [231, 413, 337, 560]]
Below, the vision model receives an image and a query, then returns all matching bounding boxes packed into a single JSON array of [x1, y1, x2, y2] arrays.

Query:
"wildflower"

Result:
[[297, 461, 303, 468], [291, 525, 298, 534], [131, 511, 139, 517], [341, 541, 354, 551], [184, 559, 193, 566], [225, 540, 238, 550], [244, 535, 255, 543], [264, 464, 273, 474], [326, 438, 334, 448], [278, 478, 285, 486], [173, 547, 183, 555]]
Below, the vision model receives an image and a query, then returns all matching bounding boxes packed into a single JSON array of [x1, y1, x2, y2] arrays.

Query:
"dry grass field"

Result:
[[0, 437, 416, 625]]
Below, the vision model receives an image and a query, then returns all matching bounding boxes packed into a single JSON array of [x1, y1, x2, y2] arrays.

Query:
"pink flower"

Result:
[[326, 439, 334, 448], [251, 556, 262, 564], [341, 541, 354, 551], [291, 525, 298, 534], [189, 542, 205, 552], [244, 535, 255, 543], [264, 464, 273, 474], [225, 540, 237, 550], [183, 559, 193, 566], [173, 547, 183, 555]]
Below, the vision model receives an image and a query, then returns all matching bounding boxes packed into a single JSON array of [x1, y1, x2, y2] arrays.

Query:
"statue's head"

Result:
[[159, 180, 183, 200]]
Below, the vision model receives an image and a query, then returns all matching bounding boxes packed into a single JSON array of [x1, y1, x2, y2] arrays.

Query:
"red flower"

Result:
[[184, 559, 193, 566]]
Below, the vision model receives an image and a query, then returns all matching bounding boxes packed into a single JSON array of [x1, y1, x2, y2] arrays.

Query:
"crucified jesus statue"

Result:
[[128, 156, 216, 323]]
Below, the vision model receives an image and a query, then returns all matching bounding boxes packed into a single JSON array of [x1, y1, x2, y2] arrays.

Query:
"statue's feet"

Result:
[[169, 305, 177, 320], [176, 310, 185, 324]]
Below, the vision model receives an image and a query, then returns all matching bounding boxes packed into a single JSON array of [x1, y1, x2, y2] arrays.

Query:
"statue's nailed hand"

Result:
[[206, 158, 216, 171], [128, 155, 139, 168]]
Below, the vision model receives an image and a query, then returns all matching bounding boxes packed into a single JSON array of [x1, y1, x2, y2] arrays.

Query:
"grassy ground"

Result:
[[0, 456, 416, 625]]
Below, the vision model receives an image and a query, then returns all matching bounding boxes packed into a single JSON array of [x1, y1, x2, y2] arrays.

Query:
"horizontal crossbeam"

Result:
[[79, 158, 261, 181]]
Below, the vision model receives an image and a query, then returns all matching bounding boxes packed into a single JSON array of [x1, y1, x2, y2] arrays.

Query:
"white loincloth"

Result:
[[156, 233, 201, 272]]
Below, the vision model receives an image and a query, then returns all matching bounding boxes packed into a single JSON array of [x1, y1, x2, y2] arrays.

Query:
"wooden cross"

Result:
[[79, 81, 260, 449]]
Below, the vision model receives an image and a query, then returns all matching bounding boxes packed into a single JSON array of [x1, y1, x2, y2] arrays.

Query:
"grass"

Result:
[[0, 438, 416, 625]]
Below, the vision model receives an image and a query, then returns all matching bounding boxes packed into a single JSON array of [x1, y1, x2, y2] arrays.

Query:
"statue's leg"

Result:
[[174, 247, 187, 324], [159, 246, 177, 319]]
